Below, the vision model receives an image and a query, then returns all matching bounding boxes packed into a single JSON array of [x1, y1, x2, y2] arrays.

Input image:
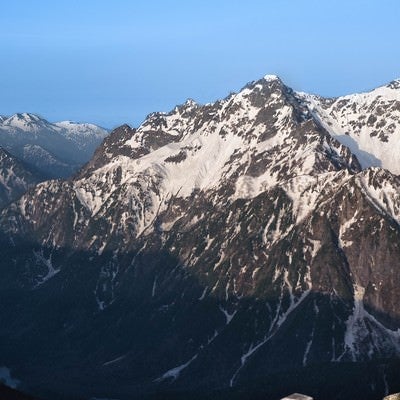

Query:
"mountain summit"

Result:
[[0, 113, 108, 177], [0, 76, 399, 400]]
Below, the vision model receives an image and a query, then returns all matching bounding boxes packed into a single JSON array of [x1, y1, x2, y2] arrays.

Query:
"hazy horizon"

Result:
[[1, 0, 399, 128]]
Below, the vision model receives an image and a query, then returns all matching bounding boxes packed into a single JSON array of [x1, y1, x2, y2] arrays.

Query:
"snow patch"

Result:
[[33, 250, 60, 287], [219, 305, 237, 324], [264, 74, 280, 82], [0, 367, 20, 389], [155, 354, 198, 382]]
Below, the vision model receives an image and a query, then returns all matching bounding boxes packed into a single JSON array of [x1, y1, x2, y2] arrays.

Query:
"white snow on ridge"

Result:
[[9, 75, 400, 255], [0, 113, 108, 144], [120, 83, 323, 204], [356, 171, 400, 225], [263, 74, 280, 82], [67, 74, 400, 246], [1, 113, 47, 132], [64, 81, 321, 246], [73, 87, 311, 237], [298, 82, 400, 175], [55, 121, 108, 138]]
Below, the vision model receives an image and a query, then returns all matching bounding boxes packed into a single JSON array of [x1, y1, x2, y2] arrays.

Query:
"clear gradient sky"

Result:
[[0, 0, 399, 128]]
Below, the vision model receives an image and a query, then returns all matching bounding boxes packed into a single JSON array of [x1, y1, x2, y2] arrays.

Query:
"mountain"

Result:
[[0, 147, 43, 209], [0, 75, 399, 400], [0, 113, 108, 178], [298, 79, 400, 174]]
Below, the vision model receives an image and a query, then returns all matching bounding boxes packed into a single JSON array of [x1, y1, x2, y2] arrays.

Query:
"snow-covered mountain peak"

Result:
[[182, 98, 197, 107], [2, 113, 52, 132], [56, 120, 96, 128], [0, 113, 109, 177], [54, 120, 108, 139], [21, 112, 41, 121], [0, 113, 108, 139], [10, 112, 41, 122], [123, 74, 291, 157], [170, 98, 199, 117], [297, 80, 400, 175], [263, 74, 280, 82], [119, 74, 304, 162], [387, 79, 400, 90], [74, 74, 360, 226]]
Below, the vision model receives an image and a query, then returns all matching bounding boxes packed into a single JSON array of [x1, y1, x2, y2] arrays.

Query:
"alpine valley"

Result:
[[1, 75, 400, 400]]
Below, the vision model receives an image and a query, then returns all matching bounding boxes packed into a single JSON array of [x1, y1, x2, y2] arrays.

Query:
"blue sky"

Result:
[[0, 0, 399, 128]]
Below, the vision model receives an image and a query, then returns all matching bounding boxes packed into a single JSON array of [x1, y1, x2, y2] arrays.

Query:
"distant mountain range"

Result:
[[0, 76, 400, 400], [0, 113, 108, 178]]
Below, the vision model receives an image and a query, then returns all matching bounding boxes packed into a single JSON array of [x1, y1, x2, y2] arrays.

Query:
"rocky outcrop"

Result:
[[0, 147, 43, 209]]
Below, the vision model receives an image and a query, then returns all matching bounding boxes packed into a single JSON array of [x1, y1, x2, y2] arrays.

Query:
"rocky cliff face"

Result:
[[0, 148, 42, 209], [0, 75, 399, 400]]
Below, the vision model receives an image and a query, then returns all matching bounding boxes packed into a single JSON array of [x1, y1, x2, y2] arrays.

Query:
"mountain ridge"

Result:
[[0, 74, 399, 400], [0, 113, 108, 178]]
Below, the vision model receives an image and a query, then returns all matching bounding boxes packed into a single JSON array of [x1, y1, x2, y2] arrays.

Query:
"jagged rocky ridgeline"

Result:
[[0, 75, 400, 400]]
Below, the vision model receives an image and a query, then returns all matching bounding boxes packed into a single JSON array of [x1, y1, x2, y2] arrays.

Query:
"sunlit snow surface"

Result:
[[0, 113, 107, 141], [298, 80, 400, 174], [70, 76, 355, 231]]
